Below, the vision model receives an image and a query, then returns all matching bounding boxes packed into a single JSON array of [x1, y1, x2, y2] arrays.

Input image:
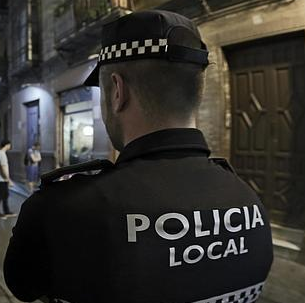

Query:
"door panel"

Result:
[[26, 102, 39, 149], [231, 68, 271, 209], [225, 33, 305, 228]]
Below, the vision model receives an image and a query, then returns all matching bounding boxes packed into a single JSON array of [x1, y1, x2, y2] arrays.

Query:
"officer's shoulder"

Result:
[[208, 157, 236, 174], [40, 159, 115, 187]]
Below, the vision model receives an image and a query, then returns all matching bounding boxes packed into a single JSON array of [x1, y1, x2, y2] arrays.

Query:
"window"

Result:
[[60, 87, 94, 166], [63, 102, 94, 166], [74, 0, 112, 28], [9, 0, 39, 73], [54, 0, 129, 40]]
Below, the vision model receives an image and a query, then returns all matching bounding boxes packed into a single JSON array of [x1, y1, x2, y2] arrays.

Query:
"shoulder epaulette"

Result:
[[40, 159, 114, 186], [209, 157, 236, 174]]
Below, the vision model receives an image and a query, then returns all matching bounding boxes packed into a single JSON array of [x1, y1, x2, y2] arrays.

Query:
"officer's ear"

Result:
[[110, 72, 129, 113]]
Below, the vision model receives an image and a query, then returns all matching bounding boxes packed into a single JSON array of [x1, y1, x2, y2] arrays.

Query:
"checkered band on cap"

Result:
[[99, 38, 168, 63], [52, 281, 264, 303]]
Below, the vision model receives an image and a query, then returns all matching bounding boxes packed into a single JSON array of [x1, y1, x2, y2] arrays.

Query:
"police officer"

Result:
[[4, 10, 273, 303]]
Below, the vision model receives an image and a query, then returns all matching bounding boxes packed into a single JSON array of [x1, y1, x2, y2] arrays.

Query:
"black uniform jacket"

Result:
[[4, 128, 273, 303]]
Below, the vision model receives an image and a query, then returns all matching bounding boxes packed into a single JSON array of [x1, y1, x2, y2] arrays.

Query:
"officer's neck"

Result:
[[123, 116, 197, 147]]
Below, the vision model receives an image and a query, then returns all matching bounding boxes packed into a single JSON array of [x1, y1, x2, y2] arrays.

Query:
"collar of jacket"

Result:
[[116, 128, 211, 164]]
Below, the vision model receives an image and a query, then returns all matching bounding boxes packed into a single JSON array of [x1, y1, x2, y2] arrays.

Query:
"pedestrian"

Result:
[[25, 142, 42, 193], [4, 10, 273, 303], [0, 139, 16, 219]]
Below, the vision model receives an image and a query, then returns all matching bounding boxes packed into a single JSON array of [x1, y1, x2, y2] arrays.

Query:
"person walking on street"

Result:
[[0, 139, 16, 219], [26, 142, 42, 193], [4, 11, 273, 303]]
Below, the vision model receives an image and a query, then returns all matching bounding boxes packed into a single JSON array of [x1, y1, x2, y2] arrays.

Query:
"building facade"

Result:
[[5, 0, 178, 180], [0, 0, 9, 142], [193, 0, 305, 261], [6, 0, 133, 181]]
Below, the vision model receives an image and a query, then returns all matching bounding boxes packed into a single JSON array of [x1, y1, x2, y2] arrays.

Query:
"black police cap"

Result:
[[84, 10, 209, 87]]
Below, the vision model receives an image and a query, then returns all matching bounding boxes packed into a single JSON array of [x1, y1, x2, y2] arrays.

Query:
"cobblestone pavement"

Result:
[[0, 185, 304, 303]]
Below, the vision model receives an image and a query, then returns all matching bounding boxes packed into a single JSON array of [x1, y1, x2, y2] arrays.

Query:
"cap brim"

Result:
[[83, 64, 100, 87]]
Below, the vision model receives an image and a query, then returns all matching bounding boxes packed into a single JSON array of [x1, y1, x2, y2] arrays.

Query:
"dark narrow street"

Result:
[[1, 0, 305, 302]]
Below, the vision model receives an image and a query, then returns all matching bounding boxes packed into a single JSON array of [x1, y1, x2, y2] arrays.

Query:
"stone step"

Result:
[[271, 223, 304, 262], [271, 223, 304, 246]]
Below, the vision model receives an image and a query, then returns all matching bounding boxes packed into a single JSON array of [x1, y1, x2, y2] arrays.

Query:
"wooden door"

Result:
[[225, 32, 305, 228]]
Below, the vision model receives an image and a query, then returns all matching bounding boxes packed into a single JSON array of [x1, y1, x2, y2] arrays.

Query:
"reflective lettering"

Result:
[[213, 209, 220, 235], [155, 213, 189, 240], [224, 208, 242, 233], [127, 214, 150, 242], [252, 204, 264, 228], [183, 245, 204, 264], [207, 241, 222, 260], [240, 237, 248, 254], [194, 211, 210, 237], [223, 238, 238, 257], [243, 206, 251, 230], [169, 247, 182, 267]]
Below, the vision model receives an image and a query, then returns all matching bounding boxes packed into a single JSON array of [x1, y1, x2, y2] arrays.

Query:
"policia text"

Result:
[[127, 204, 265, 267]]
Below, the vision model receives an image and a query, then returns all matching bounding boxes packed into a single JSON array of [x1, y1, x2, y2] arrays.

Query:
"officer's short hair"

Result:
[[100, 55, 205, 123]]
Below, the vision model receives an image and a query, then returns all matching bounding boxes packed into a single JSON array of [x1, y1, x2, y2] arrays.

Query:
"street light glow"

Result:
[[83, 125, 94, 136]]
